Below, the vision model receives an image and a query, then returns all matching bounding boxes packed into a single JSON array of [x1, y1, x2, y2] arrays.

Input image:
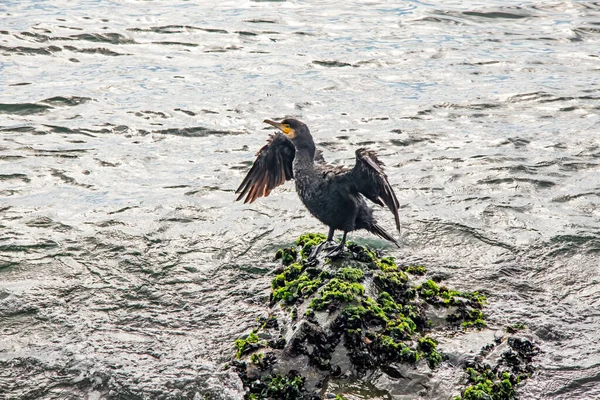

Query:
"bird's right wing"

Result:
[[235, 132, 295, 204], [351, 148, 401, 232]]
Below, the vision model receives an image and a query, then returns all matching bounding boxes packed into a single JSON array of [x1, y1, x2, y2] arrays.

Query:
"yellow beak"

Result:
[[264, 119, 295, 138]]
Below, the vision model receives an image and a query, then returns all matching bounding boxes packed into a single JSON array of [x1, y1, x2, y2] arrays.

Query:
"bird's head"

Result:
[[263, 118, 310, 141]]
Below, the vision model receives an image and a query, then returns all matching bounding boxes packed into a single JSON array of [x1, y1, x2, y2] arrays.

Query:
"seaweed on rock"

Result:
[[453, 336, 540, 400], [231, 233, 538, 400]]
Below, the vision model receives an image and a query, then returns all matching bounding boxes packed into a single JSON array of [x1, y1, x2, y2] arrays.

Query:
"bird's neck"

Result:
[[292, 141, 317, 179], [293, 136, 316, 162]]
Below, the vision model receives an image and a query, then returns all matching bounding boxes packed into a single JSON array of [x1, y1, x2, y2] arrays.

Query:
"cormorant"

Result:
[[235, 118, 401, 257]]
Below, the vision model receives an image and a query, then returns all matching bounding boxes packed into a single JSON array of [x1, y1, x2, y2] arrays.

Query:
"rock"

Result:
[[229, 234, 539, 400]]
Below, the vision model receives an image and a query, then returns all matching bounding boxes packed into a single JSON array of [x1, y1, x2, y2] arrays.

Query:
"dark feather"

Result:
[[351, 148, 401, 233], [236, 118, 401, 250], [370, 223, 400, 248], [235, 132, 295, 204]]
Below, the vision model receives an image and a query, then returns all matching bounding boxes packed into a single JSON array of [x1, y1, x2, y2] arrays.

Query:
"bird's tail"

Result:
[[370, 223, 400, 248]]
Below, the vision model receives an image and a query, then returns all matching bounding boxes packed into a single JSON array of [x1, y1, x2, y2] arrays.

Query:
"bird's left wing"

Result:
[[351, 148, 401, 232], [235, 132, 295, 204]]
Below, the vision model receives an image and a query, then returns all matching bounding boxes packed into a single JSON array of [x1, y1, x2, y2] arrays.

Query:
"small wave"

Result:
[[128, 25, 228, 34], [389, 137, 432, 147], [0, 155, 25, 161], [462, 10, 531, 20], [552, 192, 600, 203], [41, 96, 92, 106], [0, 103, 53, 115], [426, 7, 533, 26], [174, 108, 196, 116], [63, 45, 128, 56], [434, 102, 501, 110], [153, 126, 244, 137], [547, 233, 600, 256], [151, 41, 198, 47], [312, 60, 353, 67], [410, 15, 467, 26], [203, 46, 242, 53], [0, 174, 30, 183], [478, 177, 556, 188], [245, 19, 277, 24], [69, 33, 135, 45], [0, 44, 62, 56], [18, 31, 55, 43], [0, 97, 91, 116], [107, 206, 139, 215], [18, 146, 89, 158], [0, 241, 59, 253], [50, 169, 93, 188], [506, 91, 554, 103], [25, 216, 72, 232]]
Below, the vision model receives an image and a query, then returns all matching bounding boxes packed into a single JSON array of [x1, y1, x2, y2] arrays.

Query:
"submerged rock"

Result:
[[230, 234, 539, 399]]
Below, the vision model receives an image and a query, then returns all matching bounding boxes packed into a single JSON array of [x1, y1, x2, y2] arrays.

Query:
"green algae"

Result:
[[341, 300, 387, 328], [272, 233, 489, 344], [461, 319, 487, 329], [449, 306, 487, 330], [387, 314, 417, 340], [377, 335, 420, 363], [250, 352, 264, 365], [272, 274, 323, 304], [296, 232, 327, 258], [310, 279, 365, 311], [335, 289, 438, 369], [373, 269, 412, 301], [418, 337, 443, 369], [376, 256, 397, 271], [453, 336, 540, 400], [336, 267, 364, 282], [271, 262, 328, 305], [246, 373, 305, 400], [370, 255, 417, 303], [417, 279, 486, 307], [235, 330, 264, 359], [346, 242, 378, 263], [377, 291, 402, 314], [454, 369, 518, 400], [404, 265, 427, 275], [275, 247, 297, 266], [416, 279, 488, 329]]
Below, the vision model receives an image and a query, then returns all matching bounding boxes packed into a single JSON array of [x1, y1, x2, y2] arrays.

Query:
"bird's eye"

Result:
[[283, 124, 290, 129]]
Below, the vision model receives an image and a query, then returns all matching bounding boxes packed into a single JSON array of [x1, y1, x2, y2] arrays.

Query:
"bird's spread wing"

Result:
[[235, 132, 295, 204], [351, 148, 401, 232]]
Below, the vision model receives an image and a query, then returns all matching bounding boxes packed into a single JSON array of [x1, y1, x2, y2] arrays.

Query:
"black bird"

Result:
[[235, 118, 401, 256]]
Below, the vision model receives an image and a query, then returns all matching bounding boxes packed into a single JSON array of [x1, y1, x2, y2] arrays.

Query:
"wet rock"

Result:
[[231, 234, 538, 399]]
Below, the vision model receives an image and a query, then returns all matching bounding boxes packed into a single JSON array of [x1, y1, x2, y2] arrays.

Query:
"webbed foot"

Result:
[[309, 240, 336, 259], [325, 242, 346, 259]]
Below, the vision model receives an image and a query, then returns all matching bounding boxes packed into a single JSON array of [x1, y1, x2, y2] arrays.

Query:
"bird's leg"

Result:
[[309, 227, 335, 259], [327, 227, 335, 243], [326, 231, 347, 259]]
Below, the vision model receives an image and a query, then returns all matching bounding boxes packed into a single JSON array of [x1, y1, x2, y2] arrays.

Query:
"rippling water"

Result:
[[1, 0, 599, 399]]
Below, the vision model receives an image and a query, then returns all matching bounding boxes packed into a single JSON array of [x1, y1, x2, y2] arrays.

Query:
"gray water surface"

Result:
[[1, 0, 600, 399]]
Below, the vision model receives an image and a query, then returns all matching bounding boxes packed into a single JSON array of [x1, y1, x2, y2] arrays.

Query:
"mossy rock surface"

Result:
[[230, 234, 539, 399]]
